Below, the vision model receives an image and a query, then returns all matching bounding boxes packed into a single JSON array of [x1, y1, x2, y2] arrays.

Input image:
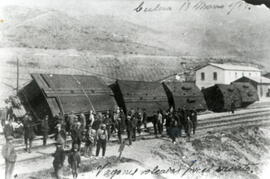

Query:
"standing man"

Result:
[[88, 110, 95, 128], [103, 113, 112, 141], [231, 100, 236, 114], [185, 116, 193, 142], [152, 111, 158, 138], [2, 136, 17, 179], [68, 144, 81, 179], [115, 113, 123, 144], [96, 124, 108, 158], [126, 112, 133, 145], [92, 113, 102, 131], [67, 111, 76, 134], [190, 108, 198, 135], [142, 108, 148, 132], [131, 113, 138, 141], [84, 126, 96, 158], [79, 113, 86, 131], [23, 114, 35, 153], [157, 110, 163, 135], [41, 115, 49, 146], [53, 142, 66, 179], [70, 122, 82, 150]]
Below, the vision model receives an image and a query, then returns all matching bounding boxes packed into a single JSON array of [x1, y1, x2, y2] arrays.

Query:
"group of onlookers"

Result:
[[1, 106, 198, 179]]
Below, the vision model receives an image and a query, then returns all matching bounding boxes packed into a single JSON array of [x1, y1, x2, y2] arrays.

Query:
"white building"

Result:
[[195, 63, 261, 89]]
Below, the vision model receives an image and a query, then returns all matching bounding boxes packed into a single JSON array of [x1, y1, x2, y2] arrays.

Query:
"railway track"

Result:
[[5, 107, 270, 152]]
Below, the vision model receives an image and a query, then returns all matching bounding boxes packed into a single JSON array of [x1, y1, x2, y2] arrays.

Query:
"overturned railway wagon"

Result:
[[232, 82, 259, 107], [202, 82, 258, 112], [110, 80, 169, 115], [162, 82, 207, 111], [18, 73, 117, 124]]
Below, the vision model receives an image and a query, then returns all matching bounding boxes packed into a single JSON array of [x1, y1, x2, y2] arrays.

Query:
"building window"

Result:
[[213, 72, 217, 80], [201, 72, 205, 81]]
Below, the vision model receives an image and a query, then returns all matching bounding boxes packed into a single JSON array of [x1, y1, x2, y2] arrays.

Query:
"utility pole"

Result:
[[17, 58, 19, 94]]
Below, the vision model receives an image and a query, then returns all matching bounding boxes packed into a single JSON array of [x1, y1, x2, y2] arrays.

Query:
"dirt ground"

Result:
[[5, 125, 269, 179]]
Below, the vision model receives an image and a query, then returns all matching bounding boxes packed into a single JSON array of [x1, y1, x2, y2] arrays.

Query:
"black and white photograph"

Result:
[[0, 0, 270, 178]]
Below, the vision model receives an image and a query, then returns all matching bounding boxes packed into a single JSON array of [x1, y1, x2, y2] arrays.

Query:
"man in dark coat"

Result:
[[231, 100, 236, 114], [23, 114, 35, 153], [53, 143, 66, 179], [67, 112, 76, 133], [119, 108, 126, 131], [190, 108, 198, 135], [103, 113, 112, 141], [131, 113, 138, 141], [41, 115, 49, 146], [70, 122, 83, 150], [2, 136, 17, 179], [92, 113, 102, 131], [96, 124, 108, 157], [165, 110, 171, 135], [126, 112, 133, 145], [152, 111, 158, 138], [185, 116, 193, 142], [68, 144, 81, 179]]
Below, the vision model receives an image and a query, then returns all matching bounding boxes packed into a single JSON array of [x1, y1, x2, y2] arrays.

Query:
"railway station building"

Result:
[[195, 63, 261, 89]]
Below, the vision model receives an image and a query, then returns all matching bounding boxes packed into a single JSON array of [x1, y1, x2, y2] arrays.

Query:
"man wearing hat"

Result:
[[70, 121, 82, 150], [2, 136, 17, 179], [41, 115, 49, 146], [68, 144, 81, 179], [23, 114, 36, 153], [96, 124, 108, 157], [53, 142, 66, 179]]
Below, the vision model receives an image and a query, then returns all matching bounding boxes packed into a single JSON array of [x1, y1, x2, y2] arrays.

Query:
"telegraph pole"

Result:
[[17, 58, 19, 94]]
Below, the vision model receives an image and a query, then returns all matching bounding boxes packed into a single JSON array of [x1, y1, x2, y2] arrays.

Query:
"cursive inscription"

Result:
[[96, 162, 259, 178], [134, 0, 252, 15]]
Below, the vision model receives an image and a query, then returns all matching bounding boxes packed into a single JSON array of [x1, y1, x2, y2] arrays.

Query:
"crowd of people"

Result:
[[2, 106, 198, 179]]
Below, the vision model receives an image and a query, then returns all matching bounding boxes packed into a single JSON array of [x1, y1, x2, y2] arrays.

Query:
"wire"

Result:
[[70, 74, 96, 114]]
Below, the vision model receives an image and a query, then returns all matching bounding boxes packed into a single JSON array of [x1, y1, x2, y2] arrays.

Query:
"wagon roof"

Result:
[[116, 80, 169, 113], [232, 82, 259, 102], [30, 73, 116, 115], [163, 82, 207, 110]]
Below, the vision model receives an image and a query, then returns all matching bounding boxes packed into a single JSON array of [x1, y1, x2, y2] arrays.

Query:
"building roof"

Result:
[[235, 76, 270, 84], [196, 63, 261, 72]]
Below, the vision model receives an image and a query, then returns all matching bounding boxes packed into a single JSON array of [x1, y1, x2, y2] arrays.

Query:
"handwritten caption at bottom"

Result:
[[96, 161, 258, 179]]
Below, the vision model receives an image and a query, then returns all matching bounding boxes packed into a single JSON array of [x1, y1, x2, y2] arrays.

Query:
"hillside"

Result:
[[0, 6, 173, 55]]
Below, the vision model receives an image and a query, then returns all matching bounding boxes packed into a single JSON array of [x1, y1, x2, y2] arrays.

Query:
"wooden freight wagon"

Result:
[[162, 82, 207, 111], [232, 82, 259, 107], [202, 84, 242, 112], [18, 73, 117, 131], [110, 80, 169, 115]]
